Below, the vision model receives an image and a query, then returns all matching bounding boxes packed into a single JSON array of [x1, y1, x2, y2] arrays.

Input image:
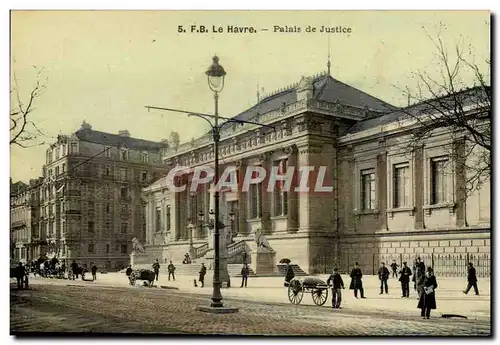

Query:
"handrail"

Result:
[[227, 240, 246, 257]]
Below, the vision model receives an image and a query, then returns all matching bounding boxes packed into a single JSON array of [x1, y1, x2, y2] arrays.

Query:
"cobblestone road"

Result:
[[10, 284, 491, 336]]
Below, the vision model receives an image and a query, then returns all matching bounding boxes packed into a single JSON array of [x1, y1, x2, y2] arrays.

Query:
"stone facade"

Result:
[[38, 122, 169, 270], [10, 178, 43, 263], [142, 72, 490, 276]]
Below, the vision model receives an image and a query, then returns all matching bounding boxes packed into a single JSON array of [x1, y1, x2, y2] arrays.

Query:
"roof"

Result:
[[75, 129, 166, 151], [233, 74, 397, 123], [10, 181, 29, 196], [346, 86, 490, 135]]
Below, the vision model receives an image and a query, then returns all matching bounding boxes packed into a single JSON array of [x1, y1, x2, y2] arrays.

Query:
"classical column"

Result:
[[259, 153, 272, 235], [377, 153, 389, 231], [236, 159, 248, 236], [172, 187, 180, 241], [284, 145, 299, 233], [413, 147, 425, 229]]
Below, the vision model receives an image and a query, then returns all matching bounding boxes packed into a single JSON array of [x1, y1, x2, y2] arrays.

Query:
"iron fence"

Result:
[[336, 252, 490, 278]]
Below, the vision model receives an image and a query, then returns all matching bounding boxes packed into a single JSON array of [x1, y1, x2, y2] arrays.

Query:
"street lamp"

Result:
[[206, 57, 227, 309]]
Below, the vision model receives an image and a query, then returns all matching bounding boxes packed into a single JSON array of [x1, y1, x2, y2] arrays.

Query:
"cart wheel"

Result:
[[288, 279, 304, 305], [311, 288, 328, 306]]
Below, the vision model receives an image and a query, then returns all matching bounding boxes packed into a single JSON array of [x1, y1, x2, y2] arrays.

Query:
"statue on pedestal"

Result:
[[252, 228, 273, 252], [131, 238, 145, 253]]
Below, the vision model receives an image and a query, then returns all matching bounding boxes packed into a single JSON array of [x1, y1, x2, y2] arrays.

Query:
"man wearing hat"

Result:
[[399, 261, 412, 297], [463, 262, 479, 295], [349, 262, 366, 299]]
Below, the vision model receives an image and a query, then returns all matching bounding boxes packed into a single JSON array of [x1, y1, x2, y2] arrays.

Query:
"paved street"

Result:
[[11, 282, 491, 336]]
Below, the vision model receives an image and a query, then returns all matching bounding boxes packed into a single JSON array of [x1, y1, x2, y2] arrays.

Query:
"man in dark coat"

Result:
[[15, 262, 26, 289], [284, 263, 295, 287], [327, 267, 345, 308], [414, 257, 426, 298], [378, 262, 390, 294], [390, 260, 399, 278], [167, 261, 176, 281], [240, 264, 249, 288], [91, 263, 98, 281], [463, 262, 479, 295], [399, 261, 412, 298], [152, 259, 160, 281], [199, 263, 207, 287], [417, 267, 438, 319], [125, 265, 133, 277], [350, 262, 366, 298], [70, 260, 79, 280]]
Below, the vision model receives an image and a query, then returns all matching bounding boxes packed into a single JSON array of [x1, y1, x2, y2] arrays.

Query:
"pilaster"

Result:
[[259, 153, 272, 234], [236, 159, 248, 236], [284, 145, 299, 233]]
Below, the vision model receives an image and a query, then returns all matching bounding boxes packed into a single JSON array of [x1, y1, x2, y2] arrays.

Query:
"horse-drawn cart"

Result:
[[286, 277, 329, 306], [128, 269, 155, 287]]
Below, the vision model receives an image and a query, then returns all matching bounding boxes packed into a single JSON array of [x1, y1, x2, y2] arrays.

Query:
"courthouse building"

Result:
[[142, 71, 490, 276]]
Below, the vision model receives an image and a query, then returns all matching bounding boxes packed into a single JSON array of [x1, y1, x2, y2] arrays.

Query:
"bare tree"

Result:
[[396, 30, 491, 200], [10, 66, 48, 148]]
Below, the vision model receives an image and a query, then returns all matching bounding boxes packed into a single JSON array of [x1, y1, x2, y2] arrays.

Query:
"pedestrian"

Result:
[[199, 263, 207, 287], [391, 260, 399, 278], [15, 262, 25, 289], [417, 267, 438, 319], [152, 259, 160, 281], [378, 262, 390, 294], [125, 265, 133, 277], [327, 267, 345, 309], [414, 257, 426, 299], [399, 261, 412, 298], [71, 260, 79, 280], [284, 263, 295, 287], [463, 262, 479, 295], [167, 261, 176, 281], [349, 262, 366, 299], [91, 263, 98, 281], [240, 264, 249, 288]]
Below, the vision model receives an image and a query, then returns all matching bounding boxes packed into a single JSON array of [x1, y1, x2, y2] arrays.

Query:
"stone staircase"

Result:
[[276, 264, 308, 277]]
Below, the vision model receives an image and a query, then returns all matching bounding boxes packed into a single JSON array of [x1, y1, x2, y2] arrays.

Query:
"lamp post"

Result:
[[198, 211, 204, 239], [205, 56, 226, 308]]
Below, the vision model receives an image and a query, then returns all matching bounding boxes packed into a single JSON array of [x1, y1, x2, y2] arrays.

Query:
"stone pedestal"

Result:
[[251, 249, 277, 275]]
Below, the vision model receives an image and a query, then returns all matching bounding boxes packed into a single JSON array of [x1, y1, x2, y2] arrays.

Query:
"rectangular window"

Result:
[[106, 244, 110, 253], [88, 221, 94, 233], [121, 244, 128, 254], [121, 223, 127, 234], [120, 168, 127, 181], [62, 163, 66, 173], [105, 166, 111, 176], [55, 148, 60, 160], [120, 187, 128, 199], [55, 166, 60, 176], [156, 207, 161, 232], [142, 152, 148, 163], [361, 169, 376, 210], [70, 143, 77, 154], [249, 183, 261, 219], [166, 205, 171, 231], [121, 149, 128, 161], [431, 157, 448, 204], [88, 243, 94, 253], [142, 171, 148, 181], [393, 163, 410, 208], [105, 146, 111, 158], [106, 203, 111, 214]]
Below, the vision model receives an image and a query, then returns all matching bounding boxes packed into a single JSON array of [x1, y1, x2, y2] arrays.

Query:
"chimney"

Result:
[[118, 130, 130, 137]]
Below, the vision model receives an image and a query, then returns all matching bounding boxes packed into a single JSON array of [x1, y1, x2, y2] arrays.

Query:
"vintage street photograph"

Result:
[[9, 10, 491, 336]]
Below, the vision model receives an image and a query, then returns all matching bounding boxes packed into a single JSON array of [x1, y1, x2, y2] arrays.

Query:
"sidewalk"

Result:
[[28, 273, 491, 321]]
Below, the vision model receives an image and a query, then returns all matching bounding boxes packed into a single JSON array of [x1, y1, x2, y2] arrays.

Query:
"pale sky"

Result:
[[10, 10, 490, 183]]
